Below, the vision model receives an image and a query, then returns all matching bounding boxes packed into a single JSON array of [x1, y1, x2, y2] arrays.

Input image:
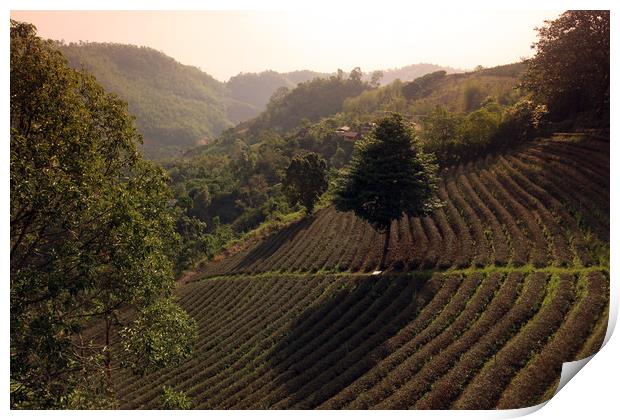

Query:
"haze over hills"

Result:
[[227, 70, 328, 112], [57, 42, 464, 158], [227, 64, 465, 110], [376, 63, 464, 85]]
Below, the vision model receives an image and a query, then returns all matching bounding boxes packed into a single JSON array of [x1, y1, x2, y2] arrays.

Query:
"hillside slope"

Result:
[[227, 64, 464, 113], [201, 133, 608, 276], [343, 62, 526, 120], [59, 43, 234, 158], [59, 42, 465, 159], [115, 135, 609, 409]]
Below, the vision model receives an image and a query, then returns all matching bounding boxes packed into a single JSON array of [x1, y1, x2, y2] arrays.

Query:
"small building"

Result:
[[335, 125, 361, 141]]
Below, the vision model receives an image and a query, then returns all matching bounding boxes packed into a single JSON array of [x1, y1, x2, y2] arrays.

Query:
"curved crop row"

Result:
[[496, 270, 609, 408], [116, 268, 608, 409], [452, 273, 576, 409]]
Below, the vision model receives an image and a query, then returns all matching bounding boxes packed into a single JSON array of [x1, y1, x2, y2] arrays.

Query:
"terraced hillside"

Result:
[[116, 134, 609, 409], [202, 134, 609, 276]]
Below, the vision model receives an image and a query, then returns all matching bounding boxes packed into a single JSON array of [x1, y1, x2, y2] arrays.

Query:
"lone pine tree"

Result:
[[333, 113, 440, 269]]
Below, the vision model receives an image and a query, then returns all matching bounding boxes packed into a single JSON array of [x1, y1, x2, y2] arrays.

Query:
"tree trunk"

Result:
[[104, 317, 112, 385], [379, 226, 391, 270]]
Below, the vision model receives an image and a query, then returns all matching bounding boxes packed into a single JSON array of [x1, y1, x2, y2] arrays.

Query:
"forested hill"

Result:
[[227, 70, 328, 111], [59, 43, 235, 158], [227, 64, 465, 111], [58, 41, 464, 158]]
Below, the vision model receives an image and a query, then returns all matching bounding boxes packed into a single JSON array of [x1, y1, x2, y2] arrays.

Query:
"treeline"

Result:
[[420, 98, 548, 166], [377, 62, 463, 85], [227, 64, 462, 112], [343, 63, 524, 119]]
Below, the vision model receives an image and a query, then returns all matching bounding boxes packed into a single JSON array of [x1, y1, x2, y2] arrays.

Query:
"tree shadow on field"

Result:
[[230, 213, 318, 271], [262, 272, 432, 409]]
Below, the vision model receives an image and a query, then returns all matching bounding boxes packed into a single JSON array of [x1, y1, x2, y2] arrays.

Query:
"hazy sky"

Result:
[[11, 10, 562, 81]]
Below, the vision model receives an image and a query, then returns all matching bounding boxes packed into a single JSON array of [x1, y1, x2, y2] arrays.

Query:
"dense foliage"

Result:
[[10, 21, 196, 408], [284, 152, 329, 213], [161, 386, 193, 409], [59, 42, 233, 158], [120, 299, 197, 375], [163, 136, 294, 270], [420, 100, 548, 166], [522, 10, 609, 123]]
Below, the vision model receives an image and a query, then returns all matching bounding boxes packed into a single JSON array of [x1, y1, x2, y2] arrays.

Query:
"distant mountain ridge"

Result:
[[227, 70, 328, 112], [57, 41, 464, 158], [226, 64, 465, 112], [378, 63, 464, 85]]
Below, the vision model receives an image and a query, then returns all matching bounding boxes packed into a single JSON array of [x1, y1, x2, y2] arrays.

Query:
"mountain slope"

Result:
[[114, 133, 609, 409], [59, 42, 234, 158], [343, 62, 526, 120]]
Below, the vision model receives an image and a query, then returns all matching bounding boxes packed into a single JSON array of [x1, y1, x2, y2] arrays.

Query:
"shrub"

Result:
[[492, 99, 548, 148], [161, 386, 193, 409]]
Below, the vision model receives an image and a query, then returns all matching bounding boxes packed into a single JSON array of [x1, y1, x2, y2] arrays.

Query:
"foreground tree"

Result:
[[284, 152, 328, 213], [522, 10, 610, 122], [334, 113, 440, 269], [10, 21, 196, 408]]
